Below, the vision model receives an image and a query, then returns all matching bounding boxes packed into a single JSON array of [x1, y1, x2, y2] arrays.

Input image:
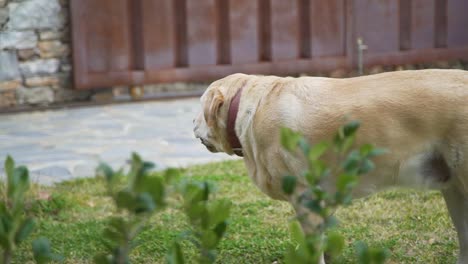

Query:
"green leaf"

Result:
[[308, 142, 330, 161], [15, 217, 35, 244], [208, 199, 231, 227], [96, 163, 114, 183], [115, 190, 135, 211], [342, 121, 360, 137], [93, 253, 112, 264], [370, 247, 390, 264], [104, 218, 126, 243], [326, 232, 345, 257], [359, 144, 374, 156], [298, 138, 311, 155], [355, 241, 389, 264], [134, 192, 156, 214], [139, 176, 165, 207], [360, 145, 387, 158], [336, 174, 358, 192], [142, 161, 155, 172], [358, 159, 375, 175], [164, 168, 180, 184], [324, 215, 339, 229], [355, 241, 371, 264], [201, 230, 218, 249], [167, 241, 185, 264], [305, 199, 323, 214], [342, 150, 361, 173], [32, 237, 63, 264], [185, 203, 206, 225], [129, 153, 143, 190], [282, 176, 297, 195], [341, 135, 356, 153], [334, 121, 360, 153], [284, 240, 312, 264], [368, 148, 388, 158], [289, 220, 305, 246], [281, 127, 302, 152], [5, 156, 14, 183], [213, 221, 228, 239], [310, 160, 327, 180], [201, 182, 211, 202], [15, 166, 29, 189]]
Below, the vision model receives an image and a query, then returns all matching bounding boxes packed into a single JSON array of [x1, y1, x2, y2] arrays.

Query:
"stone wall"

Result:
[[0, 0, 90, 109]]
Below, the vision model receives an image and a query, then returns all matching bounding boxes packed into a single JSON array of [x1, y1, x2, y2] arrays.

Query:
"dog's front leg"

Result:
[[442, 181, 468, 264]]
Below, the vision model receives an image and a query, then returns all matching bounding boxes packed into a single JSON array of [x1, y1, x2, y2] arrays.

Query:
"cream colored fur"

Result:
[[193, 69, 468, 263]]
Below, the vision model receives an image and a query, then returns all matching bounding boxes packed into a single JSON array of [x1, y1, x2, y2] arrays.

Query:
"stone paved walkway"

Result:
[[0, 98, 237, 185]]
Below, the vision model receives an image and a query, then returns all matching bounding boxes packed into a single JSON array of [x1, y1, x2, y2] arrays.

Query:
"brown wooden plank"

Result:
[[311, 0, 346, 57], [173, 0, 188, 67], [108, 0, 132, 71], [186, 0, 217, 66], [411, 0, 435, 49], [142, 56, 349, 84], [399, 0, 411, 50], [363, 47, 468, 67], [447, 0, 468, 47], [216, 0, 231, 64], [142, 47, 468, 85], [141, 0, 175, 70], [128, 0, 144, 70], [258, 0, 272, 61], [298, 0, 311, 58], [270, 0, 299, 61], [435, 0, 447, 48], [85, 0, 112, 73], [70, 0, 88, 88], [353, 0, 399, 53], [345, 0, 356, 65], [229, 0, 259, 64]]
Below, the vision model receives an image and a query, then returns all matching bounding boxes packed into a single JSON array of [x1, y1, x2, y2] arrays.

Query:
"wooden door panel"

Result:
[[270, 0, 299, 61], [186, 0, 217, 66], [230, 0, 259, 64], [353, 0, 399, 53], [311, 0, 346, 57], [141, 0, 176, 70]]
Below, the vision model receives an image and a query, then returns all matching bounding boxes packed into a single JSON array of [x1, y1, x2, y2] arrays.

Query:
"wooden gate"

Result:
[[71, 0, 468, 89]]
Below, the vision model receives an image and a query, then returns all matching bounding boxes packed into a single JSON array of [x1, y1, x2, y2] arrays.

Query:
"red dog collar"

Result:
[[227, 87, 244, 157]]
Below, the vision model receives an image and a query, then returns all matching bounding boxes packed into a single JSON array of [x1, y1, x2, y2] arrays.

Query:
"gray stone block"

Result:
[[0, 8, 7, 27], [7, 0, 64, 30], [16, 86, 54, 105], [19, 58, 59, 77], [0, 30, 37, 49], [0, 50, 20, 81]]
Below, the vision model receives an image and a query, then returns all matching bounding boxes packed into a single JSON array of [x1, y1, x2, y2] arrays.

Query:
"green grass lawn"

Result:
[[17, 160, 457, 263]]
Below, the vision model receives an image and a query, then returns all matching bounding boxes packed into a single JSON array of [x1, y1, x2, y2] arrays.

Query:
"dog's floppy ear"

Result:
[[203, 89, 224, 127]]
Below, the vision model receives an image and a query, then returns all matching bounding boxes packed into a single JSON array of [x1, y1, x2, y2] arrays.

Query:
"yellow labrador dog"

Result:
[[193, 69, 468, 263]]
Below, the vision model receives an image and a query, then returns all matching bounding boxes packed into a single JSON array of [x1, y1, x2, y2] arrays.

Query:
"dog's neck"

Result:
[[227, 87, 244, 156]]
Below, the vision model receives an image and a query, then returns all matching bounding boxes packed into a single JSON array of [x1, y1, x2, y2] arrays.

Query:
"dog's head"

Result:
[[193, 73, 248, 155]]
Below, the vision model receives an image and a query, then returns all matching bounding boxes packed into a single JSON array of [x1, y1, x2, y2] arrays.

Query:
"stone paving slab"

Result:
[[0, 98, 238, 185]]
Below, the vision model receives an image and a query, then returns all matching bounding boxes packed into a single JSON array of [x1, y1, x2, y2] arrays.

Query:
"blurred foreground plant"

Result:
[[95, 153, 231, 264], [281, 121, 389, 264], [0, 156, 61, 264]]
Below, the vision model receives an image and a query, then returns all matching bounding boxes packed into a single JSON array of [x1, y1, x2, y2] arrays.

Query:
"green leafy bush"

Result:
[[0, 156, 61, 264], [94, 153, 231, 264], [281, 121, 390, 263], [168, 181, 231, 264]]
